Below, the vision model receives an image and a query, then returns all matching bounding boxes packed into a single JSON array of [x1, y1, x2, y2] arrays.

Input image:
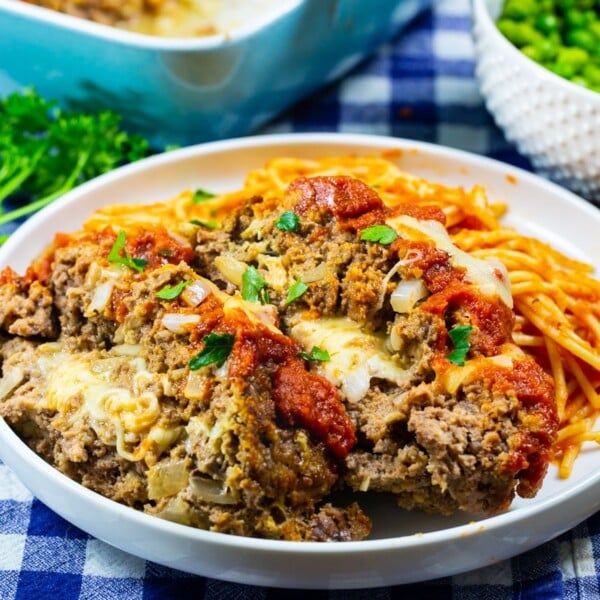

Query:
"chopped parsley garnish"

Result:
[[298, 346, 330, 362], [156, 280, 191, 300], [241, 266, 269, 304], [191, 188, 216, 204], [285, 280, 308, 305], [189, 333, 235, 370], [0, 88, 150, 237], [360, 224, 398, 245], [276, 211, 300, 232], [107, 230, 147, 273], [447, 324, 474, 366], [190, 219, 218, 229]]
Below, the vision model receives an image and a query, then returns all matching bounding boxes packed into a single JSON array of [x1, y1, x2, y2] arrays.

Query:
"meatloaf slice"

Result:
[[193, 174, 558, 516], [0, 224, 370, 541]]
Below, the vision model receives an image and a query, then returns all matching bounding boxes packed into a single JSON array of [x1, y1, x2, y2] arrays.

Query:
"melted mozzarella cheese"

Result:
[[291, 317, 411, 402], [386, 215, 513, 308], [40, 347, 179, 462]]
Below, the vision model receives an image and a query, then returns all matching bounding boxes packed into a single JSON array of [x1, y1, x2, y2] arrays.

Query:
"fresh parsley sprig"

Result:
[[447, 324, 474, 366], [285, 280, 308, 305], [107, 230, 147, 273], [298, 346, 330, 362], [190, 219, 218, 229], [241, 266, 269, 304], [189, 333, 235, 370], [275, 211, 300, 232], [156, 280, 191, 300], [0, 88, 150, 232], [191, 188, 216, 204], [360, 224, 398, 245]]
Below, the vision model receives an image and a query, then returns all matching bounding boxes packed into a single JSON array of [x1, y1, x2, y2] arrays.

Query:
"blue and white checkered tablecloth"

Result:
[[2, 1, 600, 598]]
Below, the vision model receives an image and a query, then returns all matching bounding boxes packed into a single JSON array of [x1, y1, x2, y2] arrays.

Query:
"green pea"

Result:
[[536, 37, 560, 60], [508, 22, 545, 46], [570, 75, 591, 87], [557, 0, 577, 9], [566, 28, 597, 50], [547, 62, 577, 79], [588, 20, 600, 37], [557, 45, 590, 69], [583, 63, 600, 85], [522, 44, 544, 62], [502, 0, 540, 20], [564, 8, 588, 28], [535, 12, 560, 34], [497, 0, 600, 92]]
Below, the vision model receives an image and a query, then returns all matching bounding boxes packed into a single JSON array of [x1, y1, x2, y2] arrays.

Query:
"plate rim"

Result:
[[0, 132, 599, 586]]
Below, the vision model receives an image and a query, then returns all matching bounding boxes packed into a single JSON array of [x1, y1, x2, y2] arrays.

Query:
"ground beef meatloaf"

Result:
[[195, 174, 558, 516], [0, 224, 369, 541], [0, 173, 558, 540]]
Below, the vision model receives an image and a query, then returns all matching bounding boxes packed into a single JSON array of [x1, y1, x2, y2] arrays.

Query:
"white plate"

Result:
[[0, 133, 599, 589]]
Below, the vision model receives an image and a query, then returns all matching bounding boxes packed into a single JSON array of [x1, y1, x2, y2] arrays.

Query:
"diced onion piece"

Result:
[[390, 279, 428, 313], [189, 475, 236, 505], [147, 459, 189, 500], [85, 281, 115, 316], [341, 364, 370, 403], [184, 369, 209, 400], [155, 496, 192, 525], [301, 263, 327, 283], [111, 344, 142, 356], [181, 280, 211, 307], [0, 367, 24, 400], [161, 313, 201, 334], [214, 254, 247, 287], [245, 302, 279, 328]]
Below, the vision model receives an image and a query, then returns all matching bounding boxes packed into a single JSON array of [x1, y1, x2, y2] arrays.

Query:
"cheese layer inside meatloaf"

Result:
[[0, 174, 557, 540]]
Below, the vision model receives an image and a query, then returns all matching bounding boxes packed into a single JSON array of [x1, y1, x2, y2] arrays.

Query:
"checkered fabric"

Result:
[[1, 0, 599, 598]]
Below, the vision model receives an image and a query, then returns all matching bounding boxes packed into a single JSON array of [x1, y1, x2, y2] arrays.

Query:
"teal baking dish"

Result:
[[0, 0, 430, 147]]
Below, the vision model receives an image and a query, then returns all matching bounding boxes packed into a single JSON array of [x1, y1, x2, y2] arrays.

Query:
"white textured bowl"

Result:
[[472, 0, 600, 202], [0, 133, 599, 589]]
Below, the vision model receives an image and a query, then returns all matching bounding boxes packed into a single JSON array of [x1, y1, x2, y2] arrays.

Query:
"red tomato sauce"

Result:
[[187, 300, 356, 460], [422, 281, 514, 356], [480, 358, 557, 496]]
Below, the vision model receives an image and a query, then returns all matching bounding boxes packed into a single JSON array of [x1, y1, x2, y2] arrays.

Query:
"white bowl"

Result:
[[0, 133, 599, 589], [472, 0, 600, 202], [0, 0, 430, 148]]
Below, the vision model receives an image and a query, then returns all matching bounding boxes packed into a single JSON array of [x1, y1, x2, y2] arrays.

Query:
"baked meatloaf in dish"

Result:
[[0, 159, 558, 541]]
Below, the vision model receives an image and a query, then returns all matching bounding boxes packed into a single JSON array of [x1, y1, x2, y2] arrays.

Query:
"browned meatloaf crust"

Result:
[[0, 225, 369, 541], [194, 175, 558, 516], [0, 174, 558, 541]]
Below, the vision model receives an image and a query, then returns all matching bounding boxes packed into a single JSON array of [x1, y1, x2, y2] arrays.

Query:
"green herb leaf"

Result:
[[156, 280, 191, 300], [298, 346, 330, 362], [191, 188, 216, 204], [241, 266, 268, 303], [447, 324, 474, 366], [285, 280, 308, 305], [190, 219, 218, 229], [107, 230, 147, 273], [360, 224, 398, 245], [189, 333, 235, 370], [275, 211, 300, 232], [0, 88, 151, 234]]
